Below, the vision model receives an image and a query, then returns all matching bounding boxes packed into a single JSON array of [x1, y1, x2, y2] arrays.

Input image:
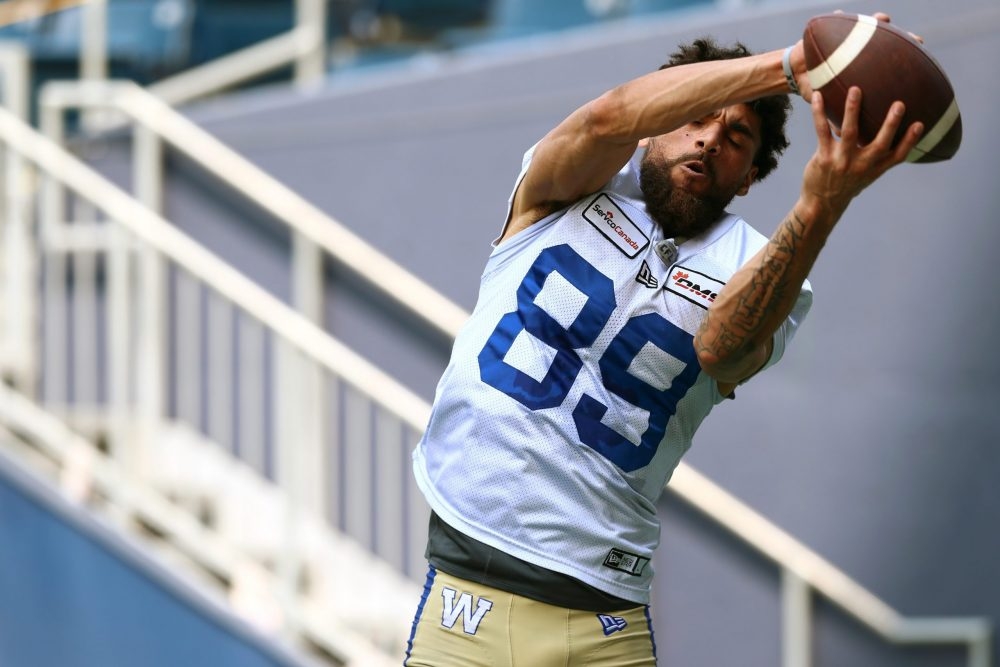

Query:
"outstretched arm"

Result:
[[499, 50, 792, 243], [694, 86, 925, 393]]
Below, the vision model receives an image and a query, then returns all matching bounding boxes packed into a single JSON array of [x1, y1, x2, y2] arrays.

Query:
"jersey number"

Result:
[[478, 245, 700, 472]]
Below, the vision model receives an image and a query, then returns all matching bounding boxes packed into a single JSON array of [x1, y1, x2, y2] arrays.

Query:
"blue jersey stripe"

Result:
[[403, 565, 437, 666], [644, 604, 658, 662]]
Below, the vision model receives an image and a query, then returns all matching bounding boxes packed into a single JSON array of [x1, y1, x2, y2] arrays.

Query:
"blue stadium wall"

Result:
[[0, 450, 315, 667], [75, 0, 1000, 664]]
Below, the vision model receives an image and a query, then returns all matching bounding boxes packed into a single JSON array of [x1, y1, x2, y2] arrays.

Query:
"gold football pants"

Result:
[[404, 567, 657, 667]]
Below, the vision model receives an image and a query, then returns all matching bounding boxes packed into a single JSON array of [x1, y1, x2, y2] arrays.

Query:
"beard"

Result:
[[639, 149, 740, 240]]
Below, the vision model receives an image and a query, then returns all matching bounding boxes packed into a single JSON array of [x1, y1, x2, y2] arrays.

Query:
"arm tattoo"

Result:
[[697, 210, 808, 359]]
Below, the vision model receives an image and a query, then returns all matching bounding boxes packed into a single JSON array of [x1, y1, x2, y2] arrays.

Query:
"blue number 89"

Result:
[[478, 244, 700, 472]]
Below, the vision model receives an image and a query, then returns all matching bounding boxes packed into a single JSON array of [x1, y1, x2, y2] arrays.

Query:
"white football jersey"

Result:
[[412, 146, 812, 604]]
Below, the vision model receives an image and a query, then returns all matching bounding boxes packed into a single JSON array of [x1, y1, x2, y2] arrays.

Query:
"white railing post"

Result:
[[277, 231, 327, 635], [0, 43, 35, 393], [237, 316, 266, 472], [970, 627, 992, 667], [135, 242, 165, 475], [106, 222, 134, 521], [274, 339, 305, 639], [69, 200, 100, 412], [294, 0, 327, 87], [134, 124, 163, 213], [133, 123, 166, 474], [291, 233, 326, 519], [81, 0, 108, 82], [782, 568, 813, 667], [38, 101, 68, 410], [80, 0, 110, 131]]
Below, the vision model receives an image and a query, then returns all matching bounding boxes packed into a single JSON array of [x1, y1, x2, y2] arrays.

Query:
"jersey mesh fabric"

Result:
[[413, 145, 813, 604]]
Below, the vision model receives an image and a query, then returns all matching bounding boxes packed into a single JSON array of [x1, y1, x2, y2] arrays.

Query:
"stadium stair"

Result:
[[0, 381, 417, 666]]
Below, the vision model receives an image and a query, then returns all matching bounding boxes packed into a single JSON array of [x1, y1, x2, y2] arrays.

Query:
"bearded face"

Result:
[[639, 148, 749, 240], [638, 107, 761, 240]]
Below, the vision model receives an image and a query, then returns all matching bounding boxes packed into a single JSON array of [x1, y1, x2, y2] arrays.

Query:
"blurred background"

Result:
[[0, 0, 997, 665]]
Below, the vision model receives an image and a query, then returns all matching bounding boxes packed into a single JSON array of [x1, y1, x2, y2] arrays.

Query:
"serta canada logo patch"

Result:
[[440, 587, 494, 635], [603, 548, 649, 576], [636, 260, 658, 288], [597, 614, 629, 636], [583, 193, 649, 258], [666, 266, 726, 309]]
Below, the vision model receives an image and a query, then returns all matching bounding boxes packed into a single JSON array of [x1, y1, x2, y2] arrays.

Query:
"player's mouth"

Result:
[[681, 160, 709, 178]]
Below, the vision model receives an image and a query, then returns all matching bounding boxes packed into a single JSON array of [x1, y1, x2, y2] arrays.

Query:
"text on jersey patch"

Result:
[[584, 193, 650, 258], [665, 266, 726, 309]]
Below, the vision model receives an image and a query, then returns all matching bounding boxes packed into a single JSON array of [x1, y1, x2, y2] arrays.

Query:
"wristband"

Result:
[[782, 45, 800, 95]]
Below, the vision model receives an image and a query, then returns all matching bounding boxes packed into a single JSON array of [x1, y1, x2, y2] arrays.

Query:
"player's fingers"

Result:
[[869, 100, 907, 151], [837, 86, 862, 147], [891, 121, 925, 164], [867, 101, 925, 166], [871, 10, 923, 43], [836, 9, 892, 22], [810, 91, 834, 150]]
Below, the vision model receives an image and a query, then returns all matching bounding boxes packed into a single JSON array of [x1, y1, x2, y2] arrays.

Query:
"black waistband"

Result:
[[425, 511, 638, 612]]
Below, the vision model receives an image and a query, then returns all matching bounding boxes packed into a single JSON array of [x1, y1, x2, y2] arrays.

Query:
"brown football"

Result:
[[802, 12, 962, 163]]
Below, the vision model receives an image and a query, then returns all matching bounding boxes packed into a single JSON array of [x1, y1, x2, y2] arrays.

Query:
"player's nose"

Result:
[[694, 124, 722, 154]]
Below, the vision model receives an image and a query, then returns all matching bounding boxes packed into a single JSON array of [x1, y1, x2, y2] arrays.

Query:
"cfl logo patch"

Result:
[[440, 587, 494, 635]]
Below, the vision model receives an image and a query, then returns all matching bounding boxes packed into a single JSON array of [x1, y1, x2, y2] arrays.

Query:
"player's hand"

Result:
[[799, 86, 923, 218], [865, 11, 924, 43], [787, 11, 924, 105]]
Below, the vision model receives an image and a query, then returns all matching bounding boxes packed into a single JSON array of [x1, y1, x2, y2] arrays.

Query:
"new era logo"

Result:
[[635, 260, 658, 288], [597, 613, 628, 636]]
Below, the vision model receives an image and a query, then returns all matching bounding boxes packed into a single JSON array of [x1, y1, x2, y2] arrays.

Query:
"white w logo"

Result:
[[440, 587, 494, 635]]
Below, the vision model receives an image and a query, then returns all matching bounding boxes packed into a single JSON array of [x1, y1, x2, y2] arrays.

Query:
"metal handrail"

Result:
[[669, 464, 993, 665], [0, 381, 400, 667], [0, 100, 427, 665], [0, 104, 431, 436], [41, 79, 469, 342], [113, 24, 322, 112], [75, 0, 327, 99]]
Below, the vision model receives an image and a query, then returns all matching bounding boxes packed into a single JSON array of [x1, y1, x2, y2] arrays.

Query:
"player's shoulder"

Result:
[[691, 214, 768, 272]]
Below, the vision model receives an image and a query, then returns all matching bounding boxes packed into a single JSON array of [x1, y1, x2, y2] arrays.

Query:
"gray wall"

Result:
[[107, 0, 1000, 663]]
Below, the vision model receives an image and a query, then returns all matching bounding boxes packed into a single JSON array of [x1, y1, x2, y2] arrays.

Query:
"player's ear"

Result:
[[736, 165, 758, 196]]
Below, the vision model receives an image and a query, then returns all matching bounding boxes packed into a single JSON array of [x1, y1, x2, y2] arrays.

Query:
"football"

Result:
[[802, 12, 962, 163]]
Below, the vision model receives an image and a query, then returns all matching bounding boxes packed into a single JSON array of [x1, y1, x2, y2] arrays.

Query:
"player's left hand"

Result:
[[800, 86, 923, 217]]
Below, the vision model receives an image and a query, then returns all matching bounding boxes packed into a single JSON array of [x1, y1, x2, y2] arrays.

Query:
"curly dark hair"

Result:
[[660, 38, 791, 181]]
